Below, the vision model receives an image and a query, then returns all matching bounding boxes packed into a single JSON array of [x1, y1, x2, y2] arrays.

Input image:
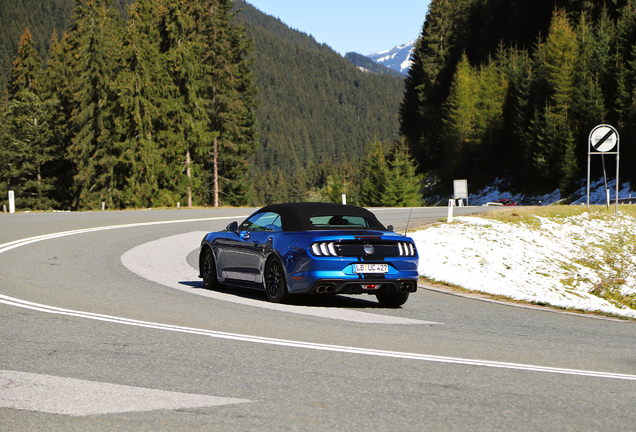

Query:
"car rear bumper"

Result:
[[301, 278, 418, 295]]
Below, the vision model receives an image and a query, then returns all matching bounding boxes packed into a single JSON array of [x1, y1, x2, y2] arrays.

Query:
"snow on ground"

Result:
[[411, 212, 636, 318], [468, 179, 635, 206]]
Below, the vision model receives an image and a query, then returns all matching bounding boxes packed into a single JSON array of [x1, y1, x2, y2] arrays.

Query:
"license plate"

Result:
[[354, 264, 389, 274]]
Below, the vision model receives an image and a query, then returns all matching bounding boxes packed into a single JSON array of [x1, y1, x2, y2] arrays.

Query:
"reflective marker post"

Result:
[[587, 124, 620, 216], [8, 190, 15, 214]]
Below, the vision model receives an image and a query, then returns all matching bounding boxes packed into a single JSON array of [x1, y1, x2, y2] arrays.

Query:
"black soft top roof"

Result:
[[256, 202, 386, 232]]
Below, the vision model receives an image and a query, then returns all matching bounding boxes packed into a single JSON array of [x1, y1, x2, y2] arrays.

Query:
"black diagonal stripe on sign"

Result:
[[593, 129, 615, 150]]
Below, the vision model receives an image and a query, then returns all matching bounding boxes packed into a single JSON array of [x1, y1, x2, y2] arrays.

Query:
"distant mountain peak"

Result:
[[367, 40, 416, 75]]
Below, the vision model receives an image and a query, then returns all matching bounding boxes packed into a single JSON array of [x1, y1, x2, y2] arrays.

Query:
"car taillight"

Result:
[[311, 242, 338, 256], [397, 242, 416, 256]]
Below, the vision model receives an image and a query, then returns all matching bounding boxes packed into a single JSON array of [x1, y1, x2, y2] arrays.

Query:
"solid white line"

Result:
[[0, 216, 246, 255], [1, 293, 636, 381]]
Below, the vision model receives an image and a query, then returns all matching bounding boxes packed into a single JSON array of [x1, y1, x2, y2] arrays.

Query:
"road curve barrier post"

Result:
[[447, 199, 454, 223], [8, 190, 15, 214]]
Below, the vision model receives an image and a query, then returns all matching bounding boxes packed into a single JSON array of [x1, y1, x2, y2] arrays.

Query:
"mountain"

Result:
[[343, 52, 405, 78], [367, 40, 416, 75], [234, 1, 404, 181]]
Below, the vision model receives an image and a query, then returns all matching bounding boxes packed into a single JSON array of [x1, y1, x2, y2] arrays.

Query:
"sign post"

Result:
[[587, 124, 619, 215]]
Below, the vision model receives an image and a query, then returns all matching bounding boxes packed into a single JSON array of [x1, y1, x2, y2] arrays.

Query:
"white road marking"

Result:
[[0, 370, 253, 416], [120, 231, 438, 325], [2, 220, 636, 382], [0, 294, 636, 381]]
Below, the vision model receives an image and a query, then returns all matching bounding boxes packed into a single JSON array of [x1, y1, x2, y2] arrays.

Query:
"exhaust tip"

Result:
[[315, 284, 335, 294], [398, 283, 413, 293]]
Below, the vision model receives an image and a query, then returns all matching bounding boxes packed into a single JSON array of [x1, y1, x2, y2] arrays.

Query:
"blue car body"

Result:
[[199, 202, 419, 307]]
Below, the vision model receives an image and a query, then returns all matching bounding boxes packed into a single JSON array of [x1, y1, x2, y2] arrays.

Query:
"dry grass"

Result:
[[471, 205, 636, 228]]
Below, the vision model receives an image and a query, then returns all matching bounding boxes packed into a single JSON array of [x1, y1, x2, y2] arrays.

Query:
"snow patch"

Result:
[[411, 213, 636, 318]]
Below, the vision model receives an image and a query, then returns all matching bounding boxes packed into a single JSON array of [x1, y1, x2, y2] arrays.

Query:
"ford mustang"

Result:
[[199, 202, 419, 307]]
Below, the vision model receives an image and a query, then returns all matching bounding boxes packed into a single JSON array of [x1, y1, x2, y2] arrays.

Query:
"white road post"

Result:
[[8, 190, 15, 214], [447, 199, 454, 223]]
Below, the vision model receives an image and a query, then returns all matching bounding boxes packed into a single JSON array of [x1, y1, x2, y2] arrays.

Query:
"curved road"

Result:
[[1, 207, 635, 431]]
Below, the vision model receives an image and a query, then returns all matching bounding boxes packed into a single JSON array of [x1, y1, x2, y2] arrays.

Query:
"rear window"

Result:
[[309, 215, 374, 229]]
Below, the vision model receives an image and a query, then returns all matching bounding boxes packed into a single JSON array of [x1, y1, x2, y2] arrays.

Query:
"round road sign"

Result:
[[589, 125, 618, 152]]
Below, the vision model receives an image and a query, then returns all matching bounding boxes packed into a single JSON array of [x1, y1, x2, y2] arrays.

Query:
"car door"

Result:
[[221, 212, 281, 284]]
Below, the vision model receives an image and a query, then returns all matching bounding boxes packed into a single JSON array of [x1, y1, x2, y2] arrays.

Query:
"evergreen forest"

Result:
[[1, 0, 262, 210], [0, 0, 410, 211], [402, 0, 636, 201]]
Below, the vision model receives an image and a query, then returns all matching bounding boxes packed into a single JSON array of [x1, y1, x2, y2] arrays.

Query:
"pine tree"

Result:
[[199, 0, 259, 207], [441, 53, 478, 181], [543, 9, 580, 196], [359, 138, 388, 207], [54, 0, 125, 209], [114, 0, 166, 207], [499, 47, 534, 190], [359, 138, 422, 207], [400, 0, 477, 175], [382, 140, 423, 207], [155, 0, 259, 208], [41, 30, 76, 208], [0, 29, 59, 209], [323, 174, 345, 204], [155, 0, 211, 208], [473, 57, 508, 181], [7, 28, 41, 100]]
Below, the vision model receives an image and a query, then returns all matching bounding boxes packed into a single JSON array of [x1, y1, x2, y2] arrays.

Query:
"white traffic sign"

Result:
[[586, 124, 620, 215], [589, 125, 618, 152], [453, 179, 468, 199]]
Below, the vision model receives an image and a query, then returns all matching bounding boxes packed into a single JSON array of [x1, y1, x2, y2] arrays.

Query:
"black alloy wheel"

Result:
[[264, 257, 288, 303], [201, 246, 220, 290]]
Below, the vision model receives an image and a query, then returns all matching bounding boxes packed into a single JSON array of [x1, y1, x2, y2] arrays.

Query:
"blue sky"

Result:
[[246, 1, 431, 56]]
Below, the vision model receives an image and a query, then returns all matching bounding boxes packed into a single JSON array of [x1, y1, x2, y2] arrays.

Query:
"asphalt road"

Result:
[[1, 207, 635, 431]]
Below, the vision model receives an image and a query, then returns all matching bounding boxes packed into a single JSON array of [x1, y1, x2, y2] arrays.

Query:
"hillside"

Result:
[[0, 0, 135, 89], [402, 0, 636, 201], [235, 1, 404, 182], [0, 0, 405, 206]]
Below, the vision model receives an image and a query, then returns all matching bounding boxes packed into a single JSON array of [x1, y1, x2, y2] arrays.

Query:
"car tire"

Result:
[[200, 246, 220, 290], [376, 290, 409, 308], [264, 257, 288, 303]]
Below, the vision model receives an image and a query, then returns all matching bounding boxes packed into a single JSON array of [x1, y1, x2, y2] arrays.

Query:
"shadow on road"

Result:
[[179, 280, 385, 309]]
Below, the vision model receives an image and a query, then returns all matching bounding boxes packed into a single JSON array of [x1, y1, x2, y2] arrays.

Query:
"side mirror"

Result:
[[387, 225, 394, 232], [226, 221, 239, 232]]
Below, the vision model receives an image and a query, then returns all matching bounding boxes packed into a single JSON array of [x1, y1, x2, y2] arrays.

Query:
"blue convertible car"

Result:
[[199, 202, 419, 307]]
